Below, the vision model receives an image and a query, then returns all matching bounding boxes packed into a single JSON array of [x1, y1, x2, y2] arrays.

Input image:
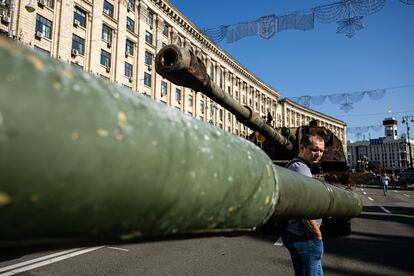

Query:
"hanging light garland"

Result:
[[201, 0, 411, 42], [347, 124, 383, 134], [335, 16, 364, 37], [347, 124, 384, 141], [400, 0, 414, 5], [290, 88, 386, 112], [289, 85, 413, 113]]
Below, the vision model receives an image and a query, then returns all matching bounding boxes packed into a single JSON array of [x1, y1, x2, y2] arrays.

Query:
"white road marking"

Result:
[[0, 246, 105, 276], [0, 248, 81, 273], [107, 246, 129, 252], [368, 197, 374, 201], [380, 206, 392, 214], [273, 237, 283, 247], [403, 194, 410, 197], [361, 188, 364, 191], [363, 192, 367, 195], [393, 190, 398, 193]]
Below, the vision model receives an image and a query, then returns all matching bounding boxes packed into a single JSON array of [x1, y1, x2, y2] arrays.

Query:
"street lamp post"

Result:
[[402, 115, 414, 168]]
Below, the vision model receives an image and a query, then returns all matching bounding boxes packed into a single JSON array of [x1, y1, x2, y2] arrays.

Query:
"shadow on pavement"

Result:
[[324, 231, 414, 275], [324, 204, 414, 275], [360, 205, 414, 229], [0, 230, 249, 264]]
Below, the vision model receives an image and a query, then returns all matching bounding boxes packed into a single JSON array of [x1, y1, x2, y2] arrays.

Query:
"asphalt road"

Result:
[[1, 186, 413, 276]]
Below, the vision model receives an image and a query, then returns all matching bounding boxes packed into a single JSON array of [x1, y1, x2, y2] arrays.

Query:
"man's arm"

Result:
[[302, 219, 322, 240]]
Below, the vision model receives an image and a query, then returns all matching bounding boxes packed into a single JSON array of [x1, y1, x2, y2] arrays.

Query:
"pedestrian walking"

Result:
[[380, 172, 390, 196]]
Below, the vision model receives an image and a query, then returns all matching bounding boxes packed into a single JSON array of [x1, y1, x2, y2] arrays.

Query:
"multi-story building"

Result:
[[279, 99, 347, 143], [0, 0, 347, 143], [348, 117, 414, 173]]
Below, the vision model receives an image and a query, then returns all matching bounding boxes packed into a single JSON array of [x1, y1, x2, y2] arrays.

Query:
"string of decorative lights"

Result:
[[333, 109, 414, 118], [202, 0, 412, 42], [347, 124, 383, 134], [288, 84, 414, 113]]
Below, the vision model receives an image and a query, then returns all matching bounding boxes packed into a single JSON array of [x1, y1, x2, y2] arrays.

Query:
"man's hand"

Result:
[[303, 219, 322, 240]]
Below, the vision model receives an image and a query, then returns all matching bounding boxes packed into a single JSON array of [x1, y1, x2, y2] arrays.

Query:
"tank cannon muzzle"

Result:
[[155, 44, 209, 92], [156, 45, 293, 151]]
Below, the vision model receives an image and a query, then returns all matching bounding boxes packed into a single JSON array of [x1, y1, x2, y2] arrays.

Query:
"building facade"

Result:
[[0, 0, 347, 142], [279, 99, 347, 143], [348, 118, 414, 173]]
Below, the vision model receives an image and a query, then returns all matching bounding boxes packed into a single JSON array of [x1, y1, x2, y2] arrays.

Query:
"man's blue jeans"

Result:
[[282, 232, 324, 276]]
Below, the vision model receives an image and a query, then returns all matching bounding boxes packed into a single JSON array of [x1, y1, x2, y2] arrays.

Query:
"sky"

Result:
[[169, 0, 414, 141]]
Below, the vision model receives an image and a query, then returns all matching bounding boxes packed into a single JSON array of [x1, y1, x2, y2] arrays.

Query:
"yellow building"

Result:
[[0, 0, 346, 142]]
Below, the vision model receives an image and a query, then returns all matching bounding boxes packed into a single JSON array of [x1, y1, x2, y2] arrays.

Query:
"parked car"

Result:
[[399, 168, 414, 189]]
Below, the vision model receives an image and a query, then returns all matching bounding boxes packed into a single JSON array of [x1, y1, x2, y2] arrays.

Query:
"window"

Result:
[[146, 10, 153, 27], [188, 94, 193, 107], [71, 34, 85, 55], [102, 24, 112, 44], [160, 81, 167, 97], [100, 49, 111, 68], [145, 31, 153, 45], [38, 0, 54, 9], [99, 74, 110, 81], [144, 51, 153, 65], [125, 62, 133, 78], [35, 14, 53, 39], [70, 61, 83, 69], [144, 72, 152, 87], [126, 17, 135, 32], [34, 45, 50, 55], [127, 0, 135, 11], [200, 100, 205, 114], [175, 88, 181, 103], [103, 0, 114, 17], [209, 65, 214, 81], [162, 24, 169, 37], [73, 7, 86, 27], [219, 72, 223, 88], [125, 39, 134, 56]]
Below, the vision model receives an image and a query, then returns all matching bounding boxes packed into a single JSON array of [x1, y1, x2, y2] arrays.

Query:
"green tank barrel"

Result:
[[155, 44, 293, 151], [0, 38, 362, 246]]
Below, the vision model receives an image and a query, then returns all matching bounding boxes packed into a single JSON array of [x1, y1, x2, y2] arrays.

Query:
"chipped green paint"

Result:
[[0, 38, 362, 246]]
